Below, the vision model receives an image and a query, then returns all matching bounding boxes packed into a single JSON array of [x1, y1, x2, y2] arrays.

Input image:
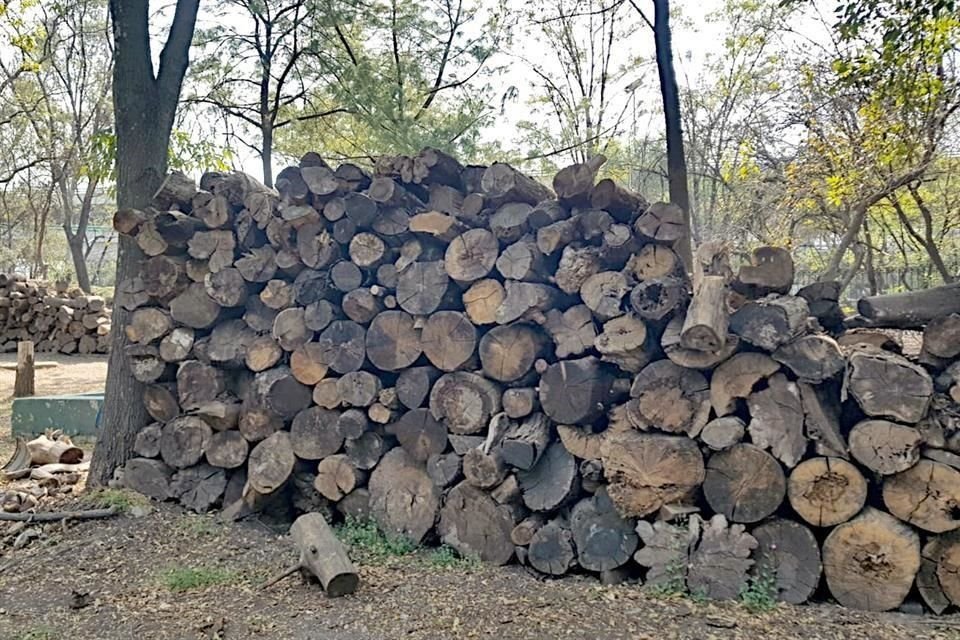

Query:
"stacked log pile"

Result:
[[116, 152, 960, 614], [0, 275, 111, 354]]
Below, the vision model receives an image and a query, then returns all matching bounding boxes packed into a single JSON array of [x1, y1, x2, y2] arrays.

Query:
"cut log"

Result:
[[206, 431, 249, 469], [426, 452, 462, 489], [133, 423, 163, 458], [710, 352, 779, 416], [143, 384, 180, 423], [500, 413, 551, 471], [285, 513, 359, 597], [772, 335, 845, 383], [315, 320, 366, 374], [238, 408, 282, 443], [396, 366, 441, 409], [799, 381, 847, 458], [123, 457, 174, 501], [141, 255, 188, 299], [496, 239, 545, 282], [463, 446, 508, 490], [630, 360, 710, 437], [625, 244, 680, 281], [430, 371, 501, 435], [159, 327, 194, 362], [126, 344, 169, 383], [176, 360, 225, 410], [516, 441, 579, 512], [289, 343, 329, 385], [750, 518, 820, 605], [396, 260, 450, 315], [849, 419, 922, 475], [580, 271, 629, 321], [337, 408, 370, 440], [661, 315, 737, 370], [330, 261, 363, 292], [344, 431, 389, 470], [734, 246, 794, 296], [495, 281, 561, 325], [13, 341, 33, 398], [845, 349, 933, 423], [247, 431, 295, 495], [365, 310, 422, 372], [570, 487, 638, 572], [126, 308, 172, 344], [303, 300, 338, 332], [600, 431, 704, 518], [290, 407, 343, 460], [337, 371, 382, 408], [822, 508, 920, 611], [418, 311, 476, 372], [479, 323, 544, 382], [314, 454, 367, 501], [481, 162, 553, 205], [235, 246, 277, 283], [938, 533, 960, 607], [528, 520, 577, 576], [187, 230, 235, 273], [462, 279, 505, 326], [251, 366, 312, 419], [391, 409, 447, 463], [923, 313, 960, 359], [502, 387, 538, 419], [207, 319, 256, 366], [26, 434, 83, 465], [245, 336, 283, 372], [686, 515, 757, 601], [680, 275, 727, 351], [439, 482, 516, 565], [918, 535, 955, 614], [170, 464, 227, 512], [633, 202, 685, 243], [554, 246, 602, 295], [729, 294, 809, 351], [699, 416, 745, 451], [858, 283, 960, 328], [883, 460, 960, 533], [703, 444, 786, 524], [368, 448, 439, 544], [553, 154, 605, 205], [490, 202, 533, 243], [169, 283, 221, 329], [629, 276, 688, 322], [746, 373, 806, 467], [444, 229, 499, 283], [297, 223, 340, 270], [409, 210, 467, 242], [788, 457, 868, 527], [539, 357, 613, 425], [260, 279, 295, 311], [160, 416, 213, 469], [590, 178, 646, 221]]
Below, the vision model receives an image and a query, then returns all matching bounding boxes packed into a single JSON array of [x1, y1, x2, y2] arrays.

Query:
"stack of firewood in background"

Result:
[[113, 147, 960, 614], [0, 274, 111, 354]]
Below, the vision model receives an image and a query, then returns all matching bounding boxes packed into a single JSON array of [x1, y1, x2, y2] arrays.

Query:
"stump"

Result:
[[14, 341, 34, 398]]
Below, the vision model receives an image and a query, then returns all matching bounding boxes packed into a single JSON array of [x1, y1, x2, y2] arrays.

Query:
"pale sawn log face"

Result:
[[108, 149, 957, 613]]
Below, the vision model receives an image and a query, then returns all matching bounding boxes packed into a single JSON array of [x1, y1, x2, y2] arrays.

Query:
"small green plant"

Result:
[[740, 568, 779, 613], [159, 566, 238, 592], [174, 514, 220, 536], [335, 516, 417, 561], [82, 488, 148, 514], [427, 544, 482, 570], [17, 626, 58, 640], [646, 560, 688, 598]]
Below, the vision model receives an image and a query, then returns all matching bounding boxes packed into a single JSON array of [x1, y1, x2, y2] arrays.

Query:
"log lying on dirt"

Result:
[[112, 151, 960, 615]]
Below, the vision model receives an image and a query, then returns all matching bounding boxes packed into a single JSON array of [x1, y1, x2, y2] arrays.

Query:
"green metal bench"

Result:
[[11, 391, 103, 437]]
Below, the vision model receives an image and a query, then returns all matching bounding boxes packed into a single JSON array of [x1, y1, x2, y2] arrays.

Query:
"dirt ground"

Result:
[[1, 357, 960, 640]]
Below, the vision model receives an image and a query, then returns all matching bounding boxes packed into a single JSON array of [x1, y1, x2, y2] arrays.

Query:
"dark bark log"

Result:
[[364, 310, 422, 372], [539, 356, 613, 425], [238, 407, 282, 443], [251, 366, 312, 419], [590, 179, 647, 222], [528, 520, 577, 576], [729, 294, 809, 351], [344, 431, 389, 470], [570, 487, 638, 572], [169, 282, 221, 329], [704, 444, 785, 523], [395, 366, 441, 410], [123, 457, 174, 500], [482, 163, 553, 205], [772, 335, 844, 383], [857, 283, 960, 328], [500, 413, 551, 471], [629, 276, 688, 322], [439, 482, 516, 565], [734, 246, 794, 297], [170, 464, 226, 512], [518, 441, 579, 512], [750, 518, 821, 605]]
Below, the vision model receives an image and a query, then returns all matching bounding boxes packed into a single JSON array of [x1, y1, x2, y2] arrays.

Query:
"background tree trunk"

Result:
[[652, 0, 692, 272], [90, 0, 200, 487]]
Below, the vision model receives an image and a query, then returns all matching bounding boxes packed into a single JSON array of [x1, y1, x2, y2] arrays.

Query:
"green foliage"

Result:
[[740, 568, 779, 613], [645, 561, 688, 599], [15, 626, 58, 640], [427, 545, 482, 571], [81, 488, 149, 514], [159, 566, 239, 592], [335, 516, 418, 561]]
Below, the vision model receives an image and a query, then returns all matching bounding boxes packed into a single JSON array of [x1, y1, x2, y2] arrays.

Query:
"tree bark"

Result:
[[91, 0, 201, 487], [652, 0, 692, 271]]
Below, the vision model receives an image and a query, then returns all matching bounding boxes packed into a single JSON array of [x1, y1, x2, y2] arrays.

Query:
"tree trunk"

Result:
[[66, 233, 92, 293], [90, 0, 202, 487], [652, 0, 692, 272]]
